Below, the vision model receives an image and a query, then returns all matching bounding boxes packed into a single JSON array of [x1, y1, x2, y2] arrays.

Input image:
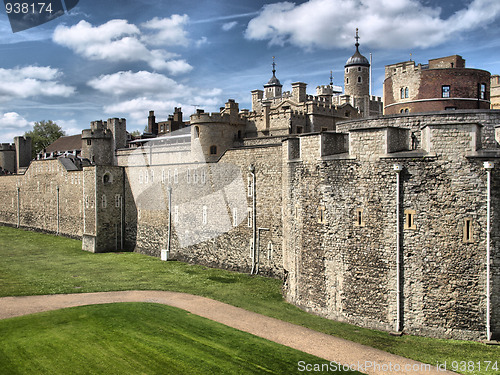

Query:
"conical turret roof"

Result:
[[345, 29, 370, 68]]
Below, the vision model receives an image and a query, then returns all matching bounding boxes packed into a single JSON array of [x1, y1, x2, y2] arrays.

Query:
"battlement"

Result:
[[190, 100, 247, 126], [0, 143, 15, 151]]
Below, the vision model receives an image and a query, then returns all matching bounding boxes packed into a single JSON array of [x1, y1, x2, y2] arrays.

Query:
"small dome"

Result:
[[345, 47, 370, 67], [265, 72, 282, 87]]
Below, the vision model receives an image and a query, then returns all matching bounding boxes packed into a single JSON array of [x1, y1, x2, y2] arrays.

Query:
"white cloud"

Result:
[[222, 21, 238, 31], [87, 70, 184, 96], [142, 15, 190, 47], [0, 66, 75, 100], [0, 112, 31, 143], [53, 19, 193, 74], [245, 0, 500, 49]]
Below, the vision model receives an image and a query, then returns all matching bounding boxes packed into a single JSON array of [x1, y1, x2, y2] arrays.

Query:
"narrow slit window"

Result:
[[318, 206, 326, 224], [202, 206, 208, 225], [463, 218, 473, 243], [232, 207, 238, 227], [247, 176, 253, 197], [355, 208, 365, 227], [247, 208, 252, 228], [404, 209, 416, 230]]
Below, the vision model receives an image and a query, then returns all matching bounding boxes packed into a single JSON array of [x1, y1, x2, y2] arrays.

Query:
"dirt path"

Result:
[[0, 290, 456, 375]]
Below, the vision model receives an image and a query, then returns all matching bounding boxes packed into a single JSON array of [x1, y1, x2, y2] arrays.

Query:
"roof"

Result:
[[45, 134, 82, 153], [264, 72, 282, 87], [345, 45, 370, 67]]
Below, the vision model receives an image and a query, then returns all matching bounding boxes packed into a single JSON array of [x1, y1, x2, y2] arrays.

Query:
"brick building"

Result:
[[384, 55, 491, 115]]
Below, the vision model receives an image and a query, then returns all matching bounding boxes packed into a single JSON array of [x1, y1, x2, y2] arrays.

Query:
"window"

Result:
[[201, 169, 206, 184], [404, 209, 416, 230], [210, 145, 217, 155], [162, 169, 165, 183], [150, 170, 154, 183], [102, 173, 112, 184], [202, 206, 208, 225], [194, 169, 199, 184], [115, 194, 121, 208], [355, 208, 365, 227], [463, 218, 473, 243], [101, 194, 107, 209], [267, 241, 273, 260], [296, 126, 303, 134], [232, 208, 238, 227], [442, 85, 450, 98], [247, 208, 252, 228], [357, 76, 362, 83], [345, 68, 349, 73], [174, 206, 179, 223], [87, 139, 91, 146], [405, 87, 409, 98], [186, 169, 191, 183], [174, 169, 178, 183], [144, 170, 148, 184], [400, 88, 405, 99], [480, 83, 486, 100], [318, 206, 326, 224], [194, 126, 200, 138], [346, 78, 349, 84], [247, 176, 253, 197], [357, 67, 361, 72]]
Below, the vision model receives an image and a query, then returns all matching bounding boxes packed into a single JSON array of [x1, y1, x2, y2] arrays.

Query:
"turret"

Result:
[[344, 28, 370, 115], [264, 57, 283, 99]]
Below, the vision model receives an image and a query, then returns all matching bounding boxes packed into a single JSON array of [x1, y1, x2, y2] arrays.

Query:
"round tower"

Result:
[[344, 28, 370, 100]]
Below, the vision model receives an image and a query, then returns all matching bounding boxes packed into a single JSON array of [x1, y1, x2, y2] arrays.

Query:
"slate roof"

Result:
[[45, 134, 82, 153]]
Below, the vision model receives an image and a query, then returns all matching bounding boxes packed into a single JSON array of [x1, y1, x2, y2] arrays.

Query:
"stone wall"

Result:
[[282, 129, 500, 340], [0, 159, 84, 238]]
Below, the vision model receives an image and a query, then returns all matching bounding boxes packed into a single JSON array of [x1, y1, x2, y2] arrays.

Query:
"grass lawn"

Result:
[[0, 303, 359, 375], [0, 226, 499, 374]]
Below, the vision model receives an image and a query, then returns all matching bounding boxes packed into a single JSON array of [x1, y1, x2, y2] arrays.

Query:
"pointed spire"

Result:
[[272, 56, 277, 77], [355, 28, 360, 50], [330, 70, 333, 86]]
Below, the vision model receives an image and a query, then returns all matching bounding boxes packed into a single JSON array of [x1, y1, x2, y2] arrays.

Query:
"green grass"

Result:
[[1, 226, 499, 374], [0, 303, 359, 375]]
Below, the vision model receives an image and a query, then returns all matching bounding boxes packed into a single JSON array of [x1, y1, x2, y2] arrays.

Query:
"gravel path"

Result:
[[0, 290, 456, 375]]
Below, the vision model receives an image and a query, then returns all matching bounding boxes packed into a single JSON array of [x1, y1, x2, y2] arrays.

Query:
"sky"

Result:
[[1, 0, 500, 142]]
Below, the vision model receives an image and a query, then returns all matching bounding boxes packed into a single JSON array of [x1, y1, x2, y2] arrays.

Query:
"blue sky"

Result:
[[1, 0, 500, 142]]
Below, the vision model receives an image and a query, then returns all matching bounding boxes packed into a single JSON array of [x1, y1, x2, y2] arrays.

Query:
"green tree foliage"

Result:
[[24, 120, 66, 158]]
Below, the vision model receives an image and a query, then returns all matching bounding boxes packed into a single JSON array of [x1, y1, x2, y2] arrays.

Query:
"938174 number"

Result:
[[5, 2, 53, 14]]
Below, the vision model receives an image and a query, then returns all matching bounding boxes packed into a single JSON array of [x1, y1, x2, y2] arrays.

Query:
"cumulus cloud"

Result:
[[222, 21, 238, 31], [0, 66, 75, 100], [0, 112, 31, 143], [88, 70, 184, 96], [245, 0, 500, 49], [53, 19, 193, 74], [142, 14, 190, 46], [87, 70, 222, 126]]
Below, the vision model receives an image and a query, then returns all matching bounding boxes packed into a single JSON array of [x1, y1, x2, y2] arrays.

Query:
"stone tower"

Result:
[[264, 57, 282, 99], [344, 29, 370, 116]]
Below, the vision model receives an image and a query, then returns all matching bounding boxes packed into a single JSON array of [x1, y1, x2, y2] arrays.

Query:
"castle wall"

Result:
[[122, 143, 283, 277], [337, 110, 500, 150], [0, 144, 15, 173], [0, 159, 84, 238], [282, 126, 500, 340]]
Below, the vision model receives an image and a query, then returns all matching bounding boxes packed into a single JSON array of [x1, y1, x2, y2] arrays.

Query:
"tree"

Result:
[[24, 120, 66, 158]]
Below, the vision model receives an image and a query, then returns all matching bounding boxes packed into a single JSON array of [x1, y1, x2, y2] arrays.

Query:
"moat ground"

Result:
[[0, 226, 498, 374]]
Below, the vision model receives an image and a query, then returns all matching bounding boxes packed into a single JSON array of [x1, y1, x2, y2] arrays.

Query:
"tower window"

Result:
[[357, 76, 362, 83], [405, 87, 409, 98], [358, 67, 361, 72], [480, 83, 486, 100], [210, 145, 217, 155], [87, 139, 91, 146], [400, 88, 404, 99], [442, 85, 450, 98], [346, 78, 349, 84]]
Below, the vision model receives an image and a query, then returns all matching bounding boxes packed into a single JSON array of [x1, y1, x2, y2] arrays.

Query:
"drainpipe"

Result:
[[394, 164, 402, 333], [56, 186, 60, 235], [16, 186, 20, 228], [249, 164, 256, 275], [484, 161, 494, 341]]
